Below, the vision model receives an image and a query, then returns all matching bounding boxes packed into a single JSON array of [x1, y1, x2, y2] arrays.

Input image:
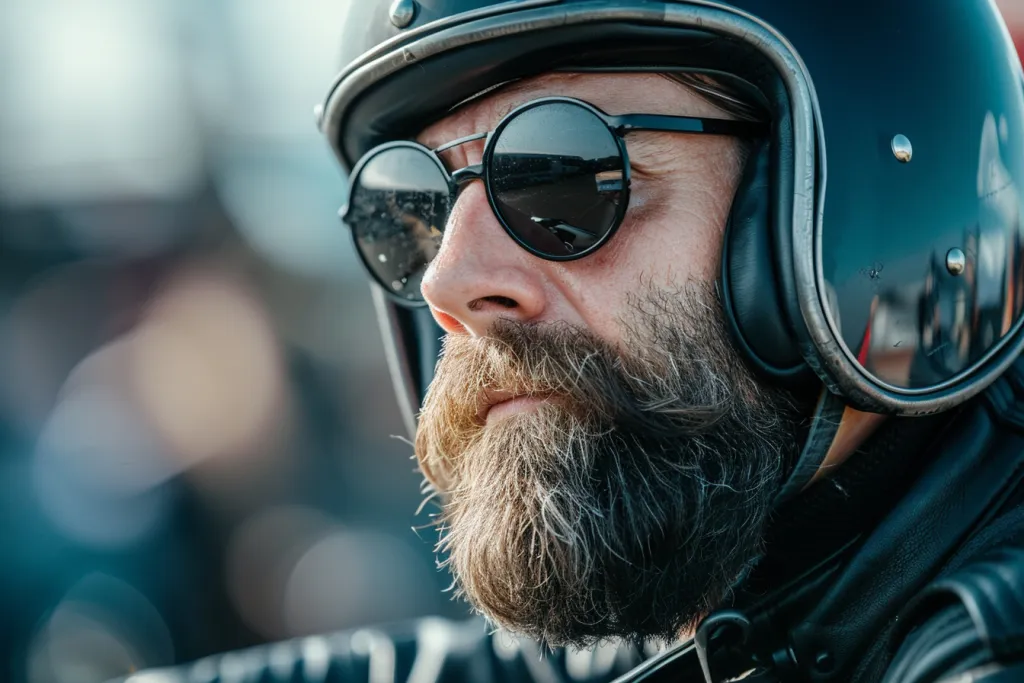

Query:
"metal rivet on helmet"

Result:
[[891, 134, 913, 163], [946, 247, 967, 276], [389, 0, 418, 28]]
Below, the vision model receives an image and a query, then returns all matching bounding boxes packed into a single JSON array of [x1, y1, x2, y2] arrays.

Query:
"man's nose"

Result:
[[420, 181, 548, 336]]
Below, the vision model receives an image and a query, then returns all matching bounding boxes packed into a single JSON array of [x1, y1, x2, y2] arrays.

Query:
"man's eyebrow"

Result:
[[426, 96, 529, 150], [490, 97, 522, 122]]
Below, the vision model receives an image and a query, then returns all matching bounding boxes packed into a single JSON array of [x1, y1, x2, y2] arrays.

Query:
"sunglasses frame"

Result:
[[342, 96, 768, 306]]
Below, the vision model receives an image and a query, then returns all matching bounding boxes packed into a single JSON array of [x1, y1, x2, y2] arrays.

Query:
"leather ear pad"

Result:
[[721, 140, 807, 378]]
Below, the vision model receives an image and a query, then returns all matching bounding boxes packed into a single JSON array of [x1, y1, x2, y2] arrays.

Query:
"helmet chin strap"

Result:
[[773, 390, 886, 505], [806, 405, 887, 488]]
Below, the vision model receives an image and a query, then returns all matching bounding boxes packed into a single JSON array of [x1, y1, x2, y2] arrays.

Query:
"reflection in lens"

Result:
[[346, 146, 450, 301], [490, 102, 624, 257]]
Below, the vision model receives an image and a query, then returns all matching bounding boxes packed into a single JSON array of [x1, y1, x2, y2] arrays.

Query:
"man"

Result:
[[125, 0, 1024, 681]]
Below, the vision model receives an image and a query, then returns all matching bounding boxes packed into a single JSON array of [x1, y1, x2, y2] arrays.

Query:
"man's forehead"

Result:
[[416, 71, 722, 149]]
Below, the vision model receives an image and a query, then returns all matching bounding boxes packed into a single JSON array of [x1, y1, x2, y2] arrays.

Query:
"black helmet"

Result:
[[318, 0, 1024, 476]]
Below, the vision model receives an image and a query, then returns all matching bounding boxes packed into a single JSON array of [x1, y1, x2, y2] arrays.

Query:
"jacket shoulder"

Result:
[[883, 546, 1024, 683]]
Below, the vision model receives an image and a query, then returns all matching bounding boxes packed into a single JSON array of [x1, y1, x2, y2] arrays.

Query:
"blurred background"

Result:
[[0, 2, 1022, 682], [0, 1, 464, 681]]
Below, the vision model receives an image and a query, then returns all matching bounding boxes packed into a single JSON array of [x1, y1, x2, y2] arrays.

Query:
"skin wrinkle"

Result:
[[413, 72, 806, 647]]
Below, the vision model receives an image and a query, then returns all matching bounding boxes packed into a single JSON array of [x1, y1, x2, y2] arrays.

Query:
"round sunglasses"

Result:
[[340, 96, 767, 305]]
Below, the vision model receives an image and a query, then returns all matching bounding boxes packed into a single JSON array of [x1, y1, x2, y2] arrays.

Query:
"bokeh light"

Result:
[[0, 0, 202, 205], [26, 574, 173, 683], [32, 374, 172, 549], [224, 505, 335, 639], [224, 506, 437, 641], [129, 264, 288, 466], [283, 527, 436, 635]]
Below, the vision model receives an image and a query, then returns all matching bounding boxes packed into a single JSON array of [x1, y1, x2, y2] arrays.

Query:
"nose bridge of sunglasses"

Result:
[[451, 164, 484, 186]]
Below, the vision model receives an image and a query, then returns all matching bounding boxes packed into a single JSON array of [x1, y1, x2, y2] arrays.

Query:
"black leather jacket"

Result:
[[117, 359, 1024, 683]]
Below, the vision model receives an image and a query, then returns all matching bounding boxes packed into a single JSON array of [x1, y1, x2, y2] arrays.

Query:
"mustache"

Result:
[[415, 284, 774, 497], [432, 316, 733, 437]]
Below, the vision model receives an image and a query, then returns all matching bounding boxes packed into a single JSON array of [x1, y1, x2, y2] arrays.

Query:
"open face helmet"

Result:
[[319, 0, 1024, 495]]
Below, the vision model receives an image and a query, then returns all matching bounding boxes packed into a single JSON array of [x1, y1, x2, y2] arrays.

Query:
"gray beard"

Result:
[[415, 282, 804, 647]]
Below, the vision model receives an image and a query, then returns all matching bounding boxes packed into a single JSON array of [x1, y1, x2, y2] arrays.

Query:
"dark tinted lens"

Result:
[[489, 101, 625, 258], [346, 146, 450, 301]]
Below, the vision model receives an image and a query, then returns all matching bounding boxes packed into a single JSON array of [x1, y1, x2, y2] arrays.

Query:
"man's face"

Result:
[[413, 72, 805, 646], [417, 72, 744, 341]]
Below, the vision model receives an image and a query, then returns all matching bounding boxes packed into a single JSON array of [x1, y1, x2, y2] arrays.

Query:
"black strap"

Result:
[[772, 390, 845, 505]]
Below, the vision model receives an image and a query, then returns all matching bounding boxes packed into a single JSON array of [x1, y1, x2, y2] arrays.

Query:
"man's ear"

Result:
[[720, 139, 809, 383]]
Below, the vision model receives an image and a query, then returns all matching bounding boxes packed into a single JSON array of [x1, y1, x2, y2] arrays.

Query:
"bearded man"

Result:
[[405, 71, 809, 646], [122, 1, 1024, 682]]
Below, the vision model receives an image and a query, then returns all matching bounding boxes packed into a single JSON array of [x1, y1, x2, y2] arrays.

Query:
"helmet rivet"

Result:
[[891, 134, 913, 163], [946, 248, 967, 276], [389, 0, 418, 28]]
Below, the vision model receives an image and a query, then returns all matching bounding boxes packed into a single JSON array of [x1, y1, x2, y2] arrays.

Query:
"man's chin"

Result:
[[444, 498, 735, 648], [432, 415, 777, 648]]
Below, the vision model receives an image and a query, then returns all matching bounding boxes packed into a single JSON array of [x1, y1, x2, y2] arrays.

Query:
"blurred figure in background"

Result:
[[0, 2, 464, 682]]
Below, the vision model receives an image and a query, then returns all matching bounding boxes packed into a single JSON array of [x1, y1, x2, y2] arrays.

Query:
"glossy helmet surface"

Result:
[[318, 0, 1024, 436]]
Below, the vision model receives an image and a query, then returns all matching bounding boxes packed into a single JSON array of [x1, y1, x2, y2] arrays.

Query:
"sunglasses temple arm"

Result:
[[434, 131, 488, 154], [608, 114, 768, 137]]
